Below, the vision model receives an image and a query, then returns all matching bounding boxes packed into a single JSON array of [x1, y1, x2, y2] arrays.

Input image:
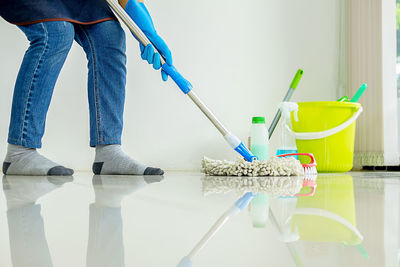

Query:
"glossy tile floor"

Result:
[[0, 172, 399, 267]]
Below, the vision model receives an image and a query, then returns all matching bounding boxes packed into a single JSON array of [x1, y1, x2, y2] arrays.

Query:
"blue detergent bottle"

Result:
[[249, 117, 269, 161], [276, 102, 299, 159]]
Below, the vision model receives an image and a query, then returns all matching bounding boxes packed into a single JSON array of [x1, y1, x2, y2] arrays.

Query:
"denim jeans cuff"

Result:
[[90, 138, 122, 147], [8, 137, 42, 149]]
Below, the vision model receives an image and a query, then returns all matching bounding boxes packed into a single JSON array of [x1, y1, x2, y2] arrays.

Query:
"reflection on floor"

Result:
[[0, 172, 399, 267]]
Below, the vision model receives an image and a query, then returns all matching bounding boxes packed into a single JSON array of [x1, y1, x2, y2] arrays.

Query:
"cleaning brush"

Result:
[[277, 153, 318, 197], [277, 153, 317, 175]]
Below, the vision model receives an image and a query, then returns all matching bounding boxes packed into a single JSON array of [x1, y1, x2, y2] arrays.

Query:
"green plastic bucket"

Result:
[[290, 102, 363, 172]]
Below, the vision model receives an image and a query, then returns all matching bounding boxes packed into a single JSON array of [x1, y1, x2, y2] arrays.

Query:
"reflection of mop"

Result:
[[177, 192, 254, 267], [179, 171, 312, 267], [269, 211, 304, 267], [201, 175, 304, 197], [187, 156, 317, 267]]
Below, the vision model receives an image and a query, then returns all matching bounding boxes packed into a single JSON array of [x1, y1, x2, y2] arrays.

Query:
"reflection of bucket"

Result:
[[292, 175, 362, 245], [291, 102, 362, 172]]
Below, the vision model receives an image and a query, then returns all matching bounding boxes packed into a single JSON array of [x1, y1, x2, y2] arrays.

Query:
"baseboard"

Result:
[[362, 165, 400, 171], [354, 153, 385, 168]]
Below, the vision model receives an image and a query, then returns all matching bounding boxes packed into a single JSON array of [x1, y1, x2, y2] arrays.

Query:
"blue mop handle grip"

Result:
[[162, 63, 193, 94], [235, 142, 258, 162]]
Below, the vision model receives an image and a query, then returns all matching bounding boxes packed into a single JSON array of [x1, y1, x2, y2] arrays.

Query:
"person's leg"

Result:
[[3, 21, 75, 176], [73, 20, 163, 175]]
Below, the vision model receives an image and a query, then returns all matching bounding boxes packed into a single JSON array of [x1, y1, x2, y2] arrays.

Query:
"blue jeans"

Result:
[[8, 20, 127, 148]]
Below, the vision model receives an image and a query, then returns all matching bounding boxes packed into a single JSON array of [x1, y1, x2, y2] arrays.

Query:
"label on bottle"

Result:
[[251, 144, 269, 161]]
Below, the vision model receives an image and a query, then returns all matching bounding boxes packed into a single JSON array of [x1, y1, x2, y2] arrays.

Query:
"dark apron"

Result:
[[0, 0, 116, 25]]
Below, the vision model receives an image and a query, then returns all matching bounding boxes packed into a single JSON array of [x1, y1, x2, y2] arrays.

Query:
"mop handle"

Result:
[[106, 0, 156, 61], [268, 69, 303, 139], [106, 0, 229, 136], [268, 88, 294, 139]]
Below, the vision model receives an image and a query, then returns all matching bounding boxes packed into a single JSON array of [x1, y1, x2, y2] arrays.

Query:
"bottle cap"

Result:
[[252, 117, 265, 124]]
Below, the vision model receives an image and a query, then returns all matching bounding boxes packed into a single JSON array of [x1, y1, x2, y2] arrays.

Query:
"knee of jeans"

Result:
[[46, 22, 75, 54], [24, 22, 75, 55], [95, 21, 126, 53]]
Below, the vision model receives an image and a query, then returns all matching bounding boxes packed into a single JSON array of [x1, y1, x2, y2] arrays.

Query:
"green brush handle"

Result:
[[289, 69, 304, 90], [337, 96, 349, 102], [355, 244, 370, 259], [350, 84, 367, 103]]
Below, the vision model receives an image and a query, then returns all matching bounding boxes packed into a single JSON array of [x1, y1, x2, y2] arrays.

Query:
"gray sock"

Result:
[[93, 145, 164, 175], [3, 144, 74, 176]]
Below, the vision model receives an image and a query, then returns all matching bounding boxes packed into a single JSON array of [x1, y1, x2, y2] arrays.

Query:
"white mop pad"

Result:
[[202, 156, 304, 177]]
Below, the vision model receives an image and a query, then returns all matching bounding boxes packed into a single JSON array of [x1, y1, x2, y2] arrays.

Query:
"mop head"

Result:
[[202, 156, 304, 177], [201, 175, 304, 196]]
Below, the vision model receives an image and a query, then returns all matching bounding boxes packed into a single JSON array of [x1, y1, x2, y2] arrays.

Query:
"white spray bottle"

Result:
[[276, 102, 299, 159]]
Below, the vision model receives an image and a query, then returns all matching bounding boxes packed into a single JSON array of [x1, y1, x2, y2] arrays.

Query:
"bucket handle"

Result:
[[289, 106, 363, 140]]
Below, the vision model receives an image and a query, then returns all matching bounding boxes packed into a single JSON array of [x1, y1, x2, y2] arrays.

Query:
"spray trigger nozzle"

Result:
[[279, 102, 299, 122]]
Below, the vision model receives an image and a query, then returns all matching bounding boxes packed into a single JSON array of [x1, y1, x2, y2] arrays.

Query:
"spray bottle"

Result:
[[276, 102, 299, 159]]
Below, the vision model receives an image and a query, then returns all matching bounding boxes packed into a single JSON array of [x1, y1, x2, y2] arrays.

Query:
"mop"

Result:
[[106, 0, 255, 162]]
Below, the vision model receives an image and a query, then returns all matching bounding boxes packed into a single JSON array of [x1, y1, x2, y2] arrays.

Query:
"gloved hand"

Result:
[[124, 0, 172, 81]]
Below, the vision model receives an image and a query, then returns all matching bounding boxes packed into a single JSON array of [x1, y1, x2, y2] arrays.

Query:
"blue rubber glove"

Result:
[[124, 0, 172, 81]]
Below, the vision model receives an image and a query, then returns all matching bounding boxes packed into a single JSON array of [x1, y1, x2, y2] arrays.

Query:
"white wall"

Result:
[[0, 0, 342, 171]]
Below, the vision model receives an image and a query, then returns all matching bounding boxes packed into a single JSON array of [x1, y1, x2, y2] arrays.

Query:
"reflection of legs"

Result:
[[4, 21, 75, 176], [86, 175, 161, 267], [73, 21, 164, 176], [87, 176, 133, 267], [7, 205, 53, 267], [87, 204, 124, 267], [3, 176, 72, 267], [92, 175, 152, 206]]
